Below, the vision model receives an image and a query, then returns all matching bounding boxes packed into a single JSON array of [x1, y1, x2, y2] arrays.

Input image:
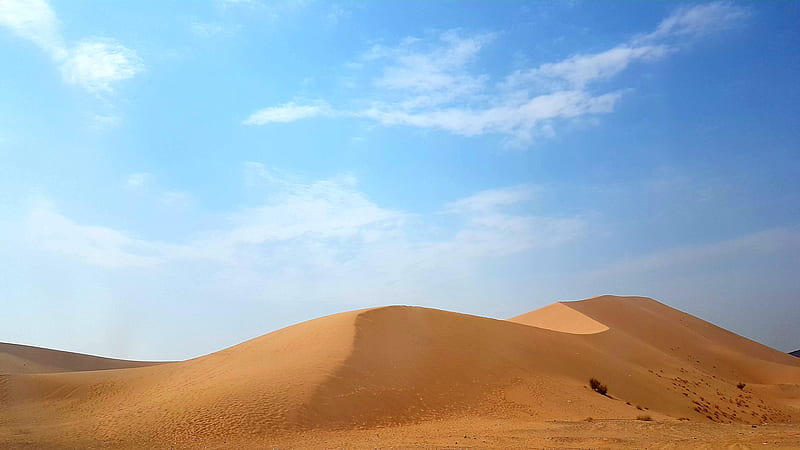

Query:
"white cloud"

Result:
[[0, 0, 142, 94], [123, 173, 191, 207], [190, 21, 225, 37], [243, 102, 330, 125], [159, 191, 190, 206], [217, 173, 403, 248], [245, 3, 747, 147], [504, 45, 671, 90], [21, 171, 585, 273], [371, 31, 492, 95], [243, 162, 300, 188], [61, 38, 143, 93], [124, 172, 153, 190], [90, 113, 121, 130], [359, 89, 622, 146], [444, 184, 537, 213], [0, 0, 65, 59], [24, 203, 165, 268], [444, 214, 586, 258], [326, 4, 348, 25], [636, 2, 749, 44]]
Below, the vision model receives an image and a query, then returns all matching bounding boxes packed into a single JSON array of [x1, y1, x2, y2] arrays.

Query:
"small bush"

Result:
[[583, 416, 593, 422], [737, 382, 746, 390], [589, 378, 608, 396], [636, 414, 653, 421]]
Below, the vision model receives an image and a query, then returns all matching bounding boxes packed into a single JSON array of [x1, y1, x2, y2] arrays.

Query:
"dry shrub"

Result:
[[636, 414, 653, 421], [589, 378, 608, 396]]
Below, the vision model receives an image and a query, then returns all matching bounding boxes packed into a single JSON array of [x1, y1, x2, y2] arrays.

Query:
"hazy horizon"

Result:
[[1, 0, 798, 360]]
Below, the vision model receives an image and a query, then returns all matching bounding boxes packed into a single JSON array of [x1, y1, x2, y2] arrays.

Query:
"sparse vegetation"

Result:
[[737, 382, 746, 390], [589, 378, 608, 396], [636, 414, 653, 421], [583, 417, 593, 422]]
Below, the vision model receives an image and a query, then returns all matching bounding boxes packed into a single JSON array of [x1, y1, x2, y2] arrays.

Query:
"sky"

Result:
[[0, 0, 798, 360]]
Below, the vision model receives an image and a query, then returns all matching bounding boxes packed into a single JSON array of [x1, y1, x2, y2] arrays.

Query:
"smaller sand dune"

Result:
[[0, 342, 164, 374], [508, 301, 610, 334]]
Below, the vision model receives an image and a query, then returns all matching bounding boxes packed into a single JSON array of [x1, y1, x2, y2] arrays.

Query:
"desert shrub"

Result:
[[737, 382, 746, 390], [583, 417, 593, 422], [589, 378, 608, 396], [636, 414, 653, 421]]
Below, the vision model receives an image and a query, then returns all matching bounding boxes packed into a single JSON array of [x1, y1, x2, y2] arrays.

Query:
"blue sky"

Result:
[[1, 0, 798, 360]]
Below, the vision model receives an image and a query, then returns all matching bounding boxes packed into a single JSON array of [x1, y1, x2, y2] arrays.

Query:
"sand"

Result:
[[1, 295, 798, 448]]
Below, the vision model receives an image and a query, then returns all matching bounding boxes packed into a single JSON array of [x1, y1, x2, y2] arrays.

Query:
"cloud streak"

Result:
[[244, 2, 747, 147]]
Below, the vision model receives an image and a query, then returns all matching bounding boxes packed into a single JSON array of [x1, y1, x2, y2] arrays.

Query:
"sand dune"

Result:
[[1, 295, 798, 448], [509, 301, 609, 334], [0, 342, 163, 374]]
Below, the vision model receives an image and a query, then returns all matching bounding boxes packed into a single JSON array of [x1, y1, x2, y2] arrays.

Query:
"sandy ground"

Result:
[[3, 418, 799, 449], [1, 295, 798, 448], [239, 419, 800, 449]]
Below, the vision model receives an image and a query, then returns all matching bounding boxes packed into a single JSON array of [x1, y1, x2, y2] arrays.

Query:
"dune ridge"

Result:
[[1, 295, 798, 448]]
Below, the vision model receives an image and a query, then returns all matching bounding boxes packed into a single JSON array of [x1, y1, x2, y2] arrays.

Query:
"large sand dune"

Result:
[[1, 295, 798, 448]]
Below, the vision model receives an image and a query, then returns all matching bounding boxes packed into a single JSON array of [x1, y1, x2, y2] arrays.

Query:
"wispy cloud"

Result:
[[244, 2, 747, 147], [635, 2, 749, 44], [124, 172, 154, 191], [0, 0, 143, 94], [243, 101, 331, 125], [359, 89, 622, 144], [0, 0, 65, 59], [61, 38, 143, 93], [189, 21, 226, 38], [159, 191, 191, 206], [21, 167, 584, 272], [368, 31, 492, 101], [444, 184, 537, 213], [583, 227, 800, 282], [503, 45, 671, 91], [24, 203, 165, 268]]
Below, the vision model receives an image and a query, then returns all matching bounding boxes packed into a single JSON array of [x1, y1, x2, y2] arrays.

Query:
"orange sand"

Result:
[[1, 295, 798, 448]]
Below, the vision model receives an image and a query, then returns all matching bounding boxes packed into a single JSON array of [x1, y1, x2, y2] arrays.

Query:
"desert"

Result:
[[1, 295, 798, 448], [3, 0, 800, 448]]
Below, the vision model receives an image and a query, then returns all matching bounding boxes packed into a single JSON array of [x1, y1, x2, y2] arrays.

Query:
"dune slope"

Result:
[[1, 296, 799, 448]]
